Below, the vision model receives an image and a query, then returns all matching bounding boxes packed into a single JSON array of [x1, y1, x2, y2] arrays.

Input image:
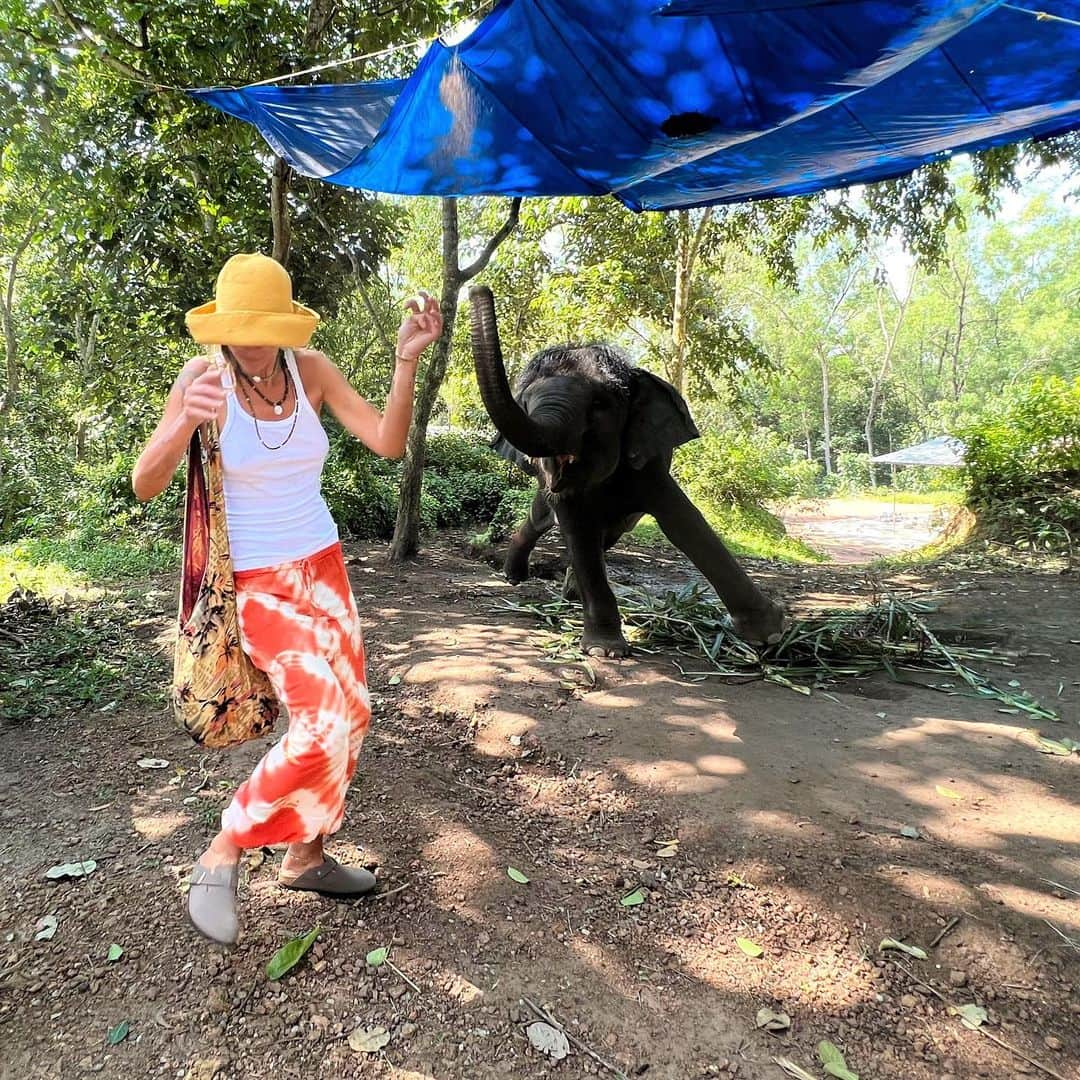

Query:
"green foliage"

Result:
[[474, 487, 536, 545], [960, 376, 1080, 553], [674, 427, 819, 507], [322, 430, 523, 541], [0, 586, 167, 725]]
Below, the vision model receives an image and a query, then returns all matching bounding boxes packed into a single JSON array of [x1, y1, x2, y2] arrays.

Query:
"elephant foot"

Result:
[[731, 600, 786, 647], [504, 546, 530, 585], [582, 628, 631, 657]]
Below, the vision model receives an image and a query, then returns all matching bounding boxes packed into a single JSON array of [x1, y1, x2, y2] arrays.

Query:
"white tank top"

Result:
[[219, 349, 339, 572]]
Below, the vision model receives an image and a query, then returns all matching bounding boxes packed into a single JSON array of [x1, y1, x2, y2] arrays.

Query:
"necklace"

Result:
[[235, 355, 289, 415], [236, 367, 299, 451]]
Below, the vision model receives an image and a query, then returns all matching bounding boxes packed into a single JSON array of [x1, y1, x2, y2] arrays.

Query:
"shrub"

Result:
[[960, 376, 1080, 554], [673, 427, 815, 507]]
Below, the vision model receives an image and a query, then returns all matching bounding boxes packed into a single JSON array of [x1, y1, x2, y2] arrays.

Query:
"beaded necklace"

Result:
[[233, 358, 300, 451]]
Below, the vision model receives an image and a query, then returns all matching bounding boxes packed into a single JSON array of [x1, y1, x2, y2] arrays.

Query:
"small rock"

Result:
[[948, 970, 968, 988], [207, 987, 230, 1014], [900, 994, 919, 1009], [1043, 1036, 1062, 1052]]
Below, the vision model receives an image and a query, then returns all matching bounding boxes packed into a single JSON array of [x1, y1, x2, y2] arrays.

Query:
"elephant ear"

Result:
[[625, 369, 700, 469], [491, 435, 538, 477]]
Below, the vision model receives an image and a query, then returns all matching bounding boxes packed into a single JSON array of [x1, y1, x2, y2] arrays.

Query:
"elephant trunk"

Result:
[[469, 286, 565, 458]]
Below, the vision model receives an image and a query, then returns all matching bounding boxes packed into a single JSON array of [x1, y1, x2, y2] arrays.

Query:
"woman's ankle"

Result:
[[281, 838, 324, 875], [200, 832, 242, 870]]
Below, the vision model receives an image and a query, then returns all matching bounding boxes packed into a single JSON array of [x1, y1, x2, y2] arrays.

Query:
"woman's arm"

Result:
[[131, 358, 225, 500], [318, 291, 443, 460]]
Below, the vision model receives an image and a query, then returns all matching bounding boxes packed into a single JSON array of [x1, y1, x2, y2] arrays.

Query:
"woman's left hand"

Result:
[[397, 290, 444, 363]]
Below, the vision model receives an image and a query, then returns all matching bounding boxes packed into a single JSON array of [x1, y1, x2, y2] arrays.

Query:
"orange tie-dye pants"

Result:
[[220, 542, 371, 848]]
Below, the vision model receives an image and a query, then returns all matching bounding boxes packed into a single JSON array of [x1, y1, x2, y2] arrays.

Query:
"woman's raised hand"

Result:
[[396, 290, 444, 363], [180, 358, 226, 427]]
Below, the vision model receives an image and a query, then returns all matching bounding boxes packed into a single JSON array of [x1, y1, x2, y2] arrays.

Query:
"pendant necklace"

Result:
[[237, 367, 299, 451], [236, 352, 288, 415]]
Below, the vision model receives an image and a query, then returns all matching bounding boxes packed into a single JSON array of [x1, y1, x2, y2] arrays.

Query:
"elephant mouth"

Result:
[[540, 454, 580, 494]]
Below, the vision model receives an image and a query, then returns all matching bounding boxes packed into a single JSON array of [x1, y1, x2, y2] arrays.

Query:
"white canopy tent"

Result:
[[872, 436, 966, 467]]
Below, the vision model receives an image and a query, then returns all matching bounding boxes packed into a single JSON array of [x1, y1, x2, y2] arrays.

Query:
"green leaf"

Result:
[[818, 1040, 859, 1080], [620, 888, 646, 907], [507, 867, 530, 884], [1035, 736, 1073, 756], [953, 1004, 988, 1029], [879, 937, 928, 960], [106, 943, 123, 963], [366, 946, 389, 968], [266, 925, 321, 981], [45, 859, 97, 880], [106, 1021, 130, 1046], [736, 937, 764, 958], [899, 826, 922, 840], [388, 675, 401, 686]]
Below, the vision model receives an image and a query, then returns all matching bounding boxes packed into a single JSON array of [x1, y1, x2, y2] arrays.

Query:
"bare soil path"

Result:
[[1, 533, 1078, 1080], [778, 498, 950, 563]]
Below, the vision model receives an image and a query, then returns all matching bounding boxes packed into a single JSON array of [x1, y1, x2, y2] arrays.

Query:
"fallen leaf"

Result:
[[507, 867, 530, 884], [620, 888, 646, 907], [106, 1021, 130, 1046], [899, 826, 922, 840], [366, 946, 389, 968], [655, 846, 679, 859], [107, 944, 123, 963], [388, 675, 401, 686], [348, 1026, 391, 1054], [1032, 735, 1073, 756], [773, 1057, 819, 1080], [935, 785, 963, 801], [755, 1007, 791, 1033], [818, 1040, 859, 1079], [266, 925, 321, 981], [952, 1003, 988, 1030], [45, 860, 97, 881], [526, 1021, 569, 1061], [879, 938, 928, 960], [654, 838, 679, 848], [34, 915, 58, 941], [737, 937, 764, 958], [136, 758, 170, 769]]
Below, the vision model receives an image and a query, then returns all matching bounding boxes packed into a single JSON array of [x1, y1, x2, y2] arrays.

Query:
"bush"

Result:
[[960, 376, 1080, 554], [323, 429, 527, 541], [674, 427, 817, 507]]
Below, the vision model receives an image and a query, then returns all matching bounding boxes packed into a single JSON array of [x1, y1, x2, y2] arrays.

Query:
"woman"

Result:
[[132, 253, 442, 945]]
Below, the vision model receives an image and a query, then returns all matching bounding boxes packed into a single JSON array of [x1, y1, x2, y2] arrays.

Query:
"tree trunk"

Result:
[[388, 197, 521, 562], [0, 216, 38, 442], [669, 207, 713, 396], [818, 351, 833, 475], [865, 270, 916, 487], [271, 155, 293, 266]]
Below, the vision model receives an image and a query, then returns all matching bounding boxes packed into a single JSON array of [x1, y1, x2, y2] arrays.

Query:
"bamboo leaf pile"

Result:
[[503, 584, 1059, 721]]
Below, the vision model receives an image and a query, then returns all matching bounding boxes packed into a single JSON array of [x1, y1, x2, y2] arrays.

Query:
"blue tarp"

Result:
[[192, 0, 1080, 210]]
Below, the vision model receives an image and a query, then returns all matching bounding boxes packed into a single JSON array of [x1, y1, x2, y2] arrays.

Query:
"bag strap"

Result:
[[179, 425, 210, 623]]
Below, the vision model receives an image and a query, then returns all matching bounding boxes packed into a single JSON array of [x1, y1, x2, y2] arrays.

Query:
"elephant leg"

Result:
[[505, 489, 555, 584], [556, 500, 628, 657], [565, 513, 638, 602], [646, 473, 784, 645]]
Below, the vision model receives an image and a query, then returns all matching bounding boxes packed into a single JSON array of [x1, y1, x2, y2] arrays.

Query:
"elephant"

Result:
[[468, 285, 785, 657]]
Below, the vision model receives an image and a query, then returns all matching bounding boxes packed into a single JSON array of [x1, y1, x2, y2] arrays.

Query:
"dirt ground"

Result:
[[778, 499, 949, 563], [1, 528, 1078, 1080]]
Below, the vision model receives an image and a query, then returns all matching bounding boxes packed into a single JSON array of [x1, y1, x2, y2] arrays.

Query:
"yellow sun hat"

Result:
[[185, 253, 320, 348]]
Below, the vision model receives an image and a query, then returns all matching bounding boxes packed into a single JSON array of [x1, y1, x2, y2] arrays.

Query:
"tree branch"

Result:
[[47, 0, 155, 83], [459, 197, 522, 281]]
